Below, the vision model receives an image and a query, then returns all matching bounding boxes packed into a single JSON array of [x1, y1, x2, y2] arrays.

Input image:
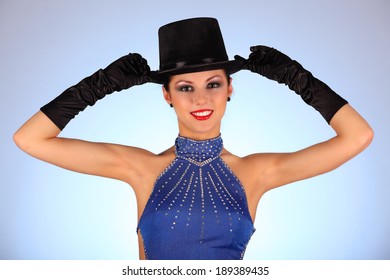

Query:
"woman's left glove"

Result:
[[41, 53, 152, 130], [235, 46, 348, 124]]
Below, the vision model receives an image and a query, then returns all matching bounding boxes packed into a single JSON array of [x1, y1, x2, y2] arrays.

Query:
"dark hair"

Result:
[[163, 70, 231, 92]]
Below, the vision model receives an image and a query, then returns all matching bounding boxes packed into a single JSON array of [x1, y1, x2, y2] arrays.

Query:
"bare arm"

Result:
[[14, 111, 152, 182], [14, 53, 154, 183], [250, 103, 373, 192], [237, 45, 373, 195]]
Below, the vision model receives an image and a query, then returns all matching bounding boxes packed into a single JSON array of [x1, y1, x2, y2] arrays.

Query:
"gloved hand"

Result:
[[235, 46, 348, 124], [101, 53, 153, 91], [41, 53, 152, 130]]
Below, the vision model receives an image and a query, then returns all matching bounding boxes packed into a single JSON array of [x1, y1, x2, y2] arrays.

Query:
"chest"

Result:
[[137, 157, 255, 259]]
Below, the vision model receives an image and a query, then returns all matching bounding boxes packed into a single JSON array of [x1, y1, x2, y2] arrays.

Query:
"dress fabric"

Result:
[[137, 135, 255, 260]]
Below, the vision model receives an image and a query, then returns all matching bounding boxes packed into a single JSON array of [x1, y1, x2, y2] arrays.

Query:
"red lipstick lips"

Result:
[[190, 109, 213, 121]]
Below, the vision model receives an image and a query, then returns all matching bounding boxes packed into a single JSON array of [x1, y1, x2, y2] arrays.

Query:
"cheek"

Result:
[[172, 95, 189, 106], [171, 96, 193, 116], [214, 91, 230, 103]]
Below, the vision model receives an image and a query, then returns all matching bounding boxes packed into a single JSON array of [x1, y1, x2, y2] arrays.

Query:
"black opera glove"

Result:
[[235, 45, 348, 124], [41, 53, 152, 130]]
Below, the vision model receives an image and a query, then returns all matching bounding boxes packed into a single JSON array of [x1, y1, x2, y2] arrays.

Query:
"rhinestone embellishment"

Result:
[[137, 134, 255, 260]]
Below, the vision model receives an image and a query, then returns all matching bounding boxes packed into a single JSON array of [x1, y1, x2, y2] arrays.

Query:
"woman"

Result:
[[13, 18, 373, 260]]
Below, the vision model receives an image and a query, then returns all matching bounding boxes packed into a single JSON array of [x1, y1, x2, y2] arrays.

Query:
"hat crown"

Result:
[[158, 17, 229, 72]]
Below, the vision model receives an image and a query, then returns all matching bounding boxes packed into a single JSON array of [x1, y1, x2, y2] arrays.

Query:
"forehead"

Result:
[[169, 69, 226, 84]]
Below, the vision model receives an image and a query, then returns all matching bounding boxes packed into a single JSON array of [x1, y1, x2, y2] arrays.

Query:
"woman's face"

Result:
[[163, 69, 233, 140]]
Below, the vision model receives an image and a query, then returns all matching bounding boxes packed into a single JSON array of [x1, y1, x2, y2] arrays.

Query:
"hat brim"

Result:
[[150, 59, 243, 84]]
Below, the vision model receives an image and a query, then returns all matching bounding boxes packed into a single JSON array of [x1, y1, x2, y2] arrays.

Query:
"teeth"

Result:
[[193, 111, 212, 117]]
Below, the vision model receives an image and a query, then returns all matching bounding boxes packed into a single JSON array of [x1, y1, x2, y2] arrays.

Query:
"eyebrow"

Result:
[[174, 75, 223, 85]]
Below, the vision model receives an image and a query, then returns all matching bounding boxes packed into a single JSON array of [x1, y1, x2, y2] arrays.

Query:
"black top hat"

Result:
[[151, 17, 242, 84]]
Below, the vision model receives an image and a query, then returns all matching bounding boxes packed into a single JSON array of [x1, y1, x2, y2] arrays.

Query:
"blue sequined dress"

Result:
[[137, 135, 255, 260]]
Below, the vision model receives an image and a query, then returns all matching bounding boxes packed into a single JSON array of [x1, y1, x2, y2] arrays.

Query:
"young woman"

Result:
[[13, 18, 373, 260]]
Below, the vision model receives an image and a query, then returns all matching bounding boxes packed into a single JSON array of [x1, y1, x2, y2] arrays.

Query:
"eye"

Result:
[[177, 85, 194, 92], [207, 82, 221, 89]]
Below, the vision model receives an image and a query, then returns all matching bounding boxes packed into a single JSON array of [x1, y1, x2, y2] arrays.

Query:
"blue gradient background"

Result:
[[1, 0, 389, 259]]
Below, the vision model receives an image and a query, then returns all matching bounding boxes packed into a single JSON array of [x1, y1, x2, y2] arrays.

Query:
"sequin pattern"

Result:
[[137, 135, 255, 260]]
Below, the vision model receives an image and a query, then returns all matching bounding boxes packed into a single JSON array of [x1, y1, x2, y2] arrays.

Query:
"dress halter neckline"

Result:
[[175, 135, 223, 165]]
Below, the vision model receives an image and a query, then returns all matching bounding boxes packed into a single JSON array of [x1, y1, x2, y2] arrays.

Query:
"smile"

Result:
[[190, 109, 213, 120]]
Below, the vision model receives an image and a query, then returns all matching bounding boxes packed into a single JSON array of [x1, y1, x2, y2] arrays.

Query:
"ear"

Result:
[[228, 77, 233, 98], [162, 86, 172, 105]]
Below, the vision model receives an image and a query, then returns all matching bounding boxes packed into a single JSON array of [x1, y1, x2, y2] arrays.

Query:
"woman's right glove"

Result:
[[41, 53, 152, 130], [235, 46, 348, 124]]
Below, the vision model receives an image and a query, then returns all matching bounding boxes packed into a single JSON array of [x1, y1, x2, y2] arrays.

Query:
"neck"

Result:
[[178, 132, 221, 141], [177, 127, 222, 141], [177, 121, 222, 141]]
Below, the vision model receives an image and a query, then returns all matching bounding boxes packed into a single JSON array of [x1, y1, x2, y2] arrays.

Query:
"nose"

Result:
[[194, 89, 208, 105]]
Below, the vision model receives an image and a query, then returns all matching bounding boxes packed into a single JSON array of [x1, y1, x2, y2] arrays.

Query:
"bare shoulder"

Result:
[[221, 149, 281, 221], [118, 144, 176, 216], [221, 149, 281, 196], [118, 143, 176, 192]]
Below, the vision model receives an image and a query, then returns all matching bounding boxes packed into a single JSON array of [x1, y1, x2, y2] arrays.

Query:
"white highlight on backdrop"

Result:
[[1, 0, 389, 259]]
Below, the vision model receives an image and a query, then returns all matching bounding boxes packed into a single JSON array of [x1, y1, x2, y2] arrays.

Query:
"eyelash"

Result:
[[177, 82, 221, 92], [178, 85, 194, 92], [207, 82, 221, 89]]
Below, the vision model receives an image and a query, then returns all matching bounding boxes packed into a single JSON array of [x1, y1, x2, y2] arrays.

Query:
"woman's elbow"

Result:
[[363, 125, 374, 148], [13, 129, 29, 152], [355, 125, 374, 154]]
